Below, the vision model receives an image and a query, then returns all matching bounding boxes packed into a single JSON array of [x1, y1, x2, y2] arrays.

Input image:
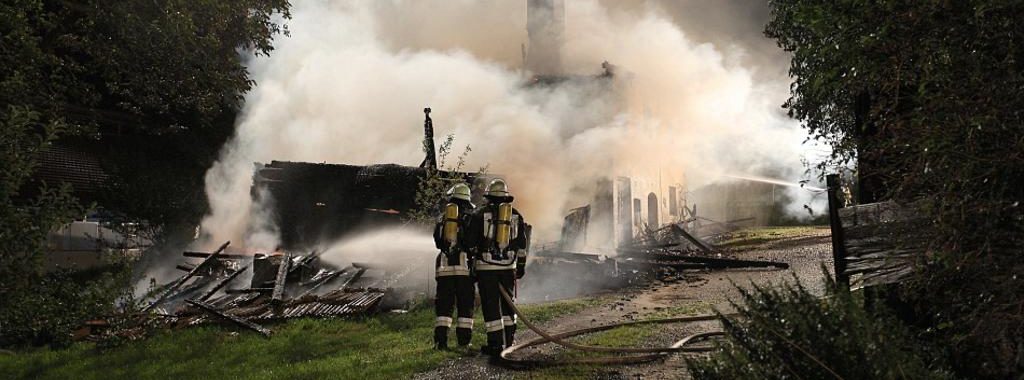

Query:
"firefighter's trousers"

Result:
[[434, 275, 475, 347], [476, 269, 517, 351]]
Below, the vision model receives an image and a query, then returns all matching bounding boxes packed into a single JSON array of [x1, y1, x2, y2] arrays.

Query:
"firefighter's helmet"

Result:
[[446, 183, 472, 202], [485, 179, 512, 199]]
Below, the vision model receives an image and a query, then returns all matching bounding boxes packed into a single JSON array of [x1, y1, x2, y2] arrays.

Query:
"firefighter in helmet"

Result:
[[466, 178, 531, 356], [432, 182, 477, 350]]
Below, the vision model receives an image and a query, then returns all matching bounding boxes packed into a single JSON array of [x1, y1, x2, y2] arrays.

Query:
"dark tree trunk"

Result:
[[854, 91, 885, 204]]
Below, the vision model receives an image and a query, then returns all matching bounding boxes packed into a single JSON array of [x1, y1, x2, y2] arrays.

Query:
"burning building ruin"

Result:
[[250, 109, 490, 251]]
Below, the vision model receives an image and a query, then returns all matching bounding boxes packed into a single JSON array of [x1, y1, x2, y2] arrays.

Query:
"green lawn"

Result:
[[0, 297, 606, 380], [528, 301, 713, 378]]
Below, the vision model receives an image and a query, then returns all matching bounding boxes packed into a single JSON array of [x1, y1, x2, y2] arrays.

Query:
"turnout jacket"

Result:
[[432, 200, 474, 277], [464, 202, 530, 276]]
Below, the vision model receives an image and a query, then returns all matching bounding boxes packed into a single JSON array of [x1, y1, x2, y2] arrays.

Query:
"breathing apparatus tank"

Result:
[[442, 202, 460, 250], [495, 203, 513, 251]]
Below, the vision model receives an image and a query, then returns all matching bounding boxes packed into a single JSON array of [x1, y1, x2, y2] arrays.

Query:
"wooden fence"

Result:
[[827, 174, 927, 289]]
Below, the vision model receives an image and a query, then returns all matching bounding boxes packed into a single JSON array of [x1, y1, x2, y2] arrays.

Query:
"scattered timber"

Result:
[[143, 241, 230, 311], [186, 300, 272, 337], [197, 264, 250, 302], [271, 251, 292, 304]]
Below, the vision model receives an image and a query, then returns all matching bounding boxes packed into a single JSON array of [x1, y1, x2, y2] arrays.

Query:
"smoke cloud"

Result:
[[198, 0, 822, 251]]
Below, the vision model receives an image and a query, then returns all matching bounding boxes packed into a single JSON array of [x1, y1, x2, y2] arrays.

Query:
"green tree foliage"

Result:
[[2, 0, 290, 233], [689, 273, 952, 379], [408, 134, 477, 224], [0, 107, 134, 348], [0, 0, 290, 347], [0, 108, 83, 344], [765, 1, 1024, 377], [2, 0, 289, 130]]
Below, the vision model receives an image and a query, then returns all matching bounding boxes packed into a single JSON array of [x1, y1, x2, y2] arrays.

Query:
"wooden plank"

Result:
[[855, 265, 915, 288], [225, 287, 271, 294], [288, 250, 319, 275], [271, 251, 292, 304], [838, 200, 911, 227], [187, 300, 271, 337], [834, 196, 931, 288], [669, 224, 712, 253], [339, 268, 367, 289], [183, 251, 250, 260], [144, 241, 230, 312], [660, 255, 788, 270], [826, 174, 850, 287], [297, 269, 346, 299], [175, 264, 195, 272], [197, 264, 250, 302]]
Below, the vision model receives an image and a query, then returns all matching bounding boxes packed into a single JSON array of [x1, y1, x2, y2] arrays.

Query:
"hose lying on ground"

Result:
[[497, 285, 727, 367]]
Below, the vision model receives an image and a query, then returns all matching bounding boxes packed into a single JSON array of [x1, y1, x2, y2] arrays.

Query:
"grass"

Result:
[[528, 299, 714, 378], [527, 301, 713, 379], [530, 324, 658, 379], [715, 226, 827, 249], [514, 296, 606, 325], [0, 296, 608, 380], [0, 308, 450, 380]]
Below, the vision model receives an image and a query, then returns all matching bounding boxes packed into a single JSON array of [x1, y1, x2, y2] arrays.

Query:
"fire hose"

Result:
[[497, 285, 727, 367]]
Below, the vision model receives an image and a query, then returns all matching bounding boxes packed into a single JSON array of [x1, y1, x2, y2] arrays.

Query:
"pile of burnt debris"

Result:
[[80, 219, 785, 339], [528, 219, 788, 298], [132, 241, 401, 337]]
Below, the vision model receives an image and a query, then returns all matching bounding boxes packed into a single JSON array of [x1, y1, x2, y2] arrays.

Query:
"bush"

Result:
[[765, 2, 1024, 376], [688, 271, 952, 379], [0, 107, 132, 348], [0, 264, 133, 348]]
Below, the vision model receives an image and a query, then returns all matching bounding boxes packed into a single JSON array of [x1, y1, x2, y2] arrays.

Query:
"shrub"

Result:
[[688, 271, 952, 379]]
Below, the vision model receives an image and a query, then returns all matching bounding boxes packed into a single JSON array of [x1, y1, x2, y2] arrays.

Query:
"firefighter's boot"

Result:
[[433, 326, 449, 350]]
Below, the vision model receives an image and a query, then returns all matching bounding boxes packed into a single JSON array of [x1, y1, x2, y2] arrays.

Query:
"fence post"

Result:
[[826, 174, 850, 288]]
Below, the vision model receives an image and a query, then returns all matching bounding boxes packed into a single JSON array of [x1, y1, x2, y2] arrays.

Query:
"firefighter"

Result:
[[432, 182, 477, 350], [466, 178, 531, 356]]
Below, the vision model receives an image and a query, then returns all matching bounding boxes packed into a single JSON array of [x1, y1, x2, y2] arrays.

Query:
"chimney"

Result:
[[420, 107, 437, 170], [525, 0, 564, 75]]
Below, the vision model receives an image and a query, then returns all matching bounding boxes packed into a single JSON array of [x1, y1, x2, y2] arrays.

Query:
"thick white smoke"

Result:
[[199, 0, 821, 251]]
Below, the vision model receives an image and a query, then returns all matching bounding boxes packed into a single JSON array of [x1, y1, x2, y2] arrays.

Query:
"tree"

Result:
[[0, 0, 290, 347], [3, 0, 290, 231], [765, 1, 1024, 377], [408, 134, 478, 224]]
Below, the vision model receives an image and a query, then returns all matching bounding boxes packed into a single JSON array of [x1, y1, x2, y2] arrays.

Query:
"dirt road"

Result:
[[414, 226, 833, 379]]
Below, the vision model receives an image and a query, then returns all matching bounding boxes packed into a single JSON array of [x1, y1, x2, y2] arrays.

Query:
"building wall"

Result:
[[688, 180, 780, 226]]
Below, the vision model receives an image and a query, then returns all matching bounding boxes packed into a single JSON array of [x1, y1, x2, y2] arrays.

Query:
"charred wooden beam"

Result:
[[187, 300, 271, 337], [175, 264, 195, 272], [145, 241, 230, 312], [271, 251, 292, 304], [298, 269, 347, 299], [183, 251, 250, 260], [670, 224, 713, 253], [350, 262, 378, 270], [618, 256, 788, 271], [669, 256, 788, 270], [339, 268, 367, 289], [288, 250, 319, 274], [225, 288, 271, 294], [197, 264, 251, 302], [534, 250, 603, 263]]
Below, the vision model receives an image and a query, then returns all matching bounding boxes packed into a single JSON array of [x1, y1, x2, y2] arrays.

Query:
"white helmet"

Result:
[[446, 182, 472, 202]]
